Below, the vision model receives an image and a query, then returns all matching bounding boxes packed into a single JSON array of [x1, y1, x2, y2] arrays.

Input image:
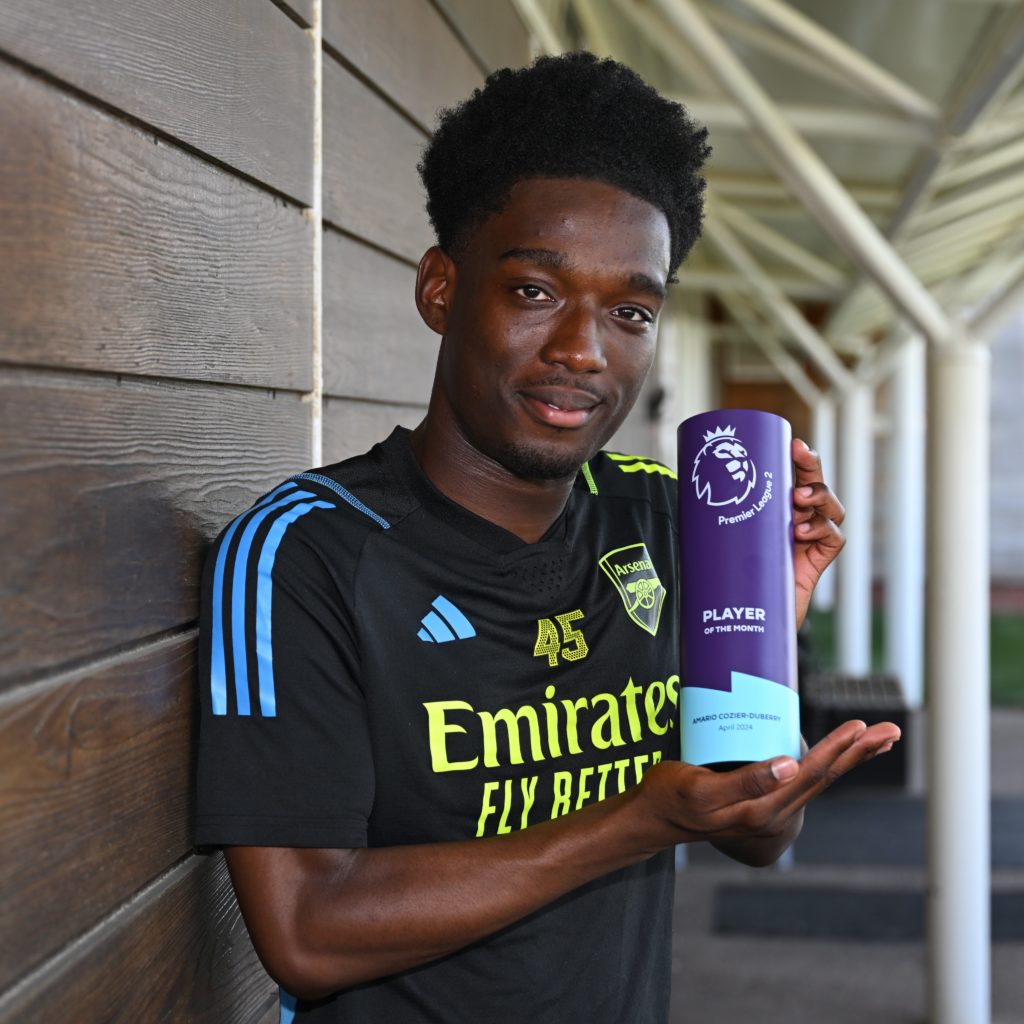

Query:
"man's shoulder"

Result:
[[296, 445, 399, 532], [583, 450, 678, 515], [208, 431, 414, 565]]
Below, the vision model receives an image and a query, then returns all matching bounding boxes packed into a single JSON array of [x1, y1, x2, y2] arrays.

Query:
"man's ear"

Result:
[[415, 246, 457, 337]]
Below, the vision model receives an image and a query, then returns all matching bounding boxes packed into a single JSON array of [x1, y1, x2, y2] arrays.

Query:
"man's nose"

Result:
[[538, 304, 607, 373]]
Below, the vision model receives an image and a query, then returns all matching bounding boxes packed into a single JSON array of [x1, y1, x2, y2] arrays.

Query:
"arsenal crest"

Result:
[[598, 543, 666, 636]]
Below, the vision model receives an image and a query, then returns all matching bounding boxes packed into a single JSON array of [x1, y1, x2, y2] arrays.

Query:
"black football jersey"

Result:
[[196, 427, 681, 1023]]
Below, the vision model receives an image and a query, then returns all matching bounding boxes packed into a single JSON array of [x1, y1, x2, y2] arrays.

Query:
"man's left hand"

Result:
[[792, 438, 844, 628]]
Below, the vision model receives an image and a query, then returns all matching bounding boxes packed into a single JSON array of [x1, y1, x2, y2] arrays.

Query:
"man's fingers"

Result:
[[800, 732, 897, 798], [793, 481, 846, 528], [791, 438, 823, 486], [664, 720, 902, 841], [670, 755, 798, 824], [791, 440, 844, 534], [731, 755, 800, 802], [787, 720, 902, 803], [744, 720, 873, 815], [795, 513, 846, 554], [697, 721, 866, 811]]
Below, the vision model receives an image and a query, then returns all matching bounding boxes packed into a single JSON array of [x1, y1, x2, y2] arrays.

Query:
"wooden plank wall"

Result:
[[0, 2, 529, 1021]]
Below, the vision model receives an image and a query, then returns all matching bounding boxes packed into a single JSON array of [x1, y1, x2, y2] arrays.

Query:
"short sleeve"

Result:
[[195, 492, 374, 849]]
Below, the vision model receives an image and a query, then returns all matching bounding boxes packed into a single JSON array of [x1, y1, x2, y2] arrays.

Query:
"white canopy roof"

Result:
[[513, 0, 1024, 360]]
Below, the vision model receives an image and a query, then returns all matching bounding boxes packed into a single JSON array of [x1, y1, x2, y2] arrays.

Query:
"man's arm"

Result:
[[226, 718, 898, 999]]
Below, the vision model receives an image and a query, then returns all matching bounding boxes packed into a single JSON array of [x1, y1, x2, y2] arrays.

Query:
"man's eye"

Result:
[[515, 285, 550, 301], [614, 306, 653, 324]]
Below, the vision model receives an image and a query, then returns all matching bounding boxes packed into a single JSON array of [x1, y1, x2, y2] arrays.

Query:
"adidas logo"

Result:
[[417, 595, 477, 643]]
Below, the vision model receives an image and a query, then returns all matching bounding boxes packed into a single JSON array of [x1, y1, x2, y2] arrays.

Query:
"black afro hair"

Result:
[[418, 51, 710, 277]]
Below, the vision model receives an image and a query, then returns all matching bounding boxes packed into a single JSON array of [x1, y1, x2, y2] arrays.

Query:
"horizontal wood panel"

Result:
[[0, 636, 196, 990], [323, 0, 482, 131], [323, 230, 437, 403], [322, 56, 433, 263], [0, 370, 310, 687], [323, 397, 427, 463], [0, 854, 276, 1024], [0, 62, 313, 389], [257, 1001, 282, 1024], [434, 0, 532, 72], [0, 0, 313, 204]]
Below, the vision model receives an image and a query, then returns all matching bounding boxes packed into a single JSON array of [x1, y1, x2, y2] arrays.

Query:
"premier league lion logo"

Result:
[[692, 425, 756, 507]]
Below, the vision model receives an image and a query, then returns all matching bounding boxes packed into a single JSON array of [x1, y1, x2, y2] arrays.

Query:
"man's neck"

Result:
[[409, 423, 577, 544]]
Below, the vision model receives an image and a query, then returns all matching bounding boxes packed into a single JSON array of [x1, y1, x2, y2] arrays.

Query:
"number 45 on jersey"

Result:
[[534, 610, 589, 667]]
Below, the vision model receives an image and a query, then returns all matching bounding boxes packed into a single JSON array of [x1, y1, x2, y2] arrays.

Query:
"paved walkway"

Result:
[[669, 708, 1024, 1024]]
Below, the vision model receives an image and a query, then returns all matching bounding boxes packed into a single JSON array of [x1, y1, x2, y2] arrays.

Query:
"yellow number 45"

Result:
[[534, 609, 589, 667]]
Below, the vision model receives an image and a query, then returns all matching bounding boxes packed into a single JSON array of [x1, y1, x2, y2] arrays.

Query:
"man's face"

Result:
[[424, 177, 672, 481]]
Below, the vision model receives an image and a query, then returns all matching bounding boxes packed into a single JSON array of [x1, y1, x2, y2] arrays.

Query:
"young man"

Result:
[[196, 53, 899, 1023]]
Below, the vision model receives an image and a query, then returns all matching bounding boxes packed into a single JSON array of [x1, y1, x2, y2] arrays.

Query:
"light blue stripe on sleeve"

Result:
[[210, 481, 298, 715], [255, 499, 335, 717], [279, 988, 298, 1024], [432, 595, 476, 639], [256, 481, 302, 508], [230, 490, 316, 716]]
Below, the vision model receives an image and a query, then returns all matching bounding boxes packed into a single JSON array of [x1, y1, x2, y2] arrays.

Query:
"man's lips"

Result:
[[518, 386, 604, 428]]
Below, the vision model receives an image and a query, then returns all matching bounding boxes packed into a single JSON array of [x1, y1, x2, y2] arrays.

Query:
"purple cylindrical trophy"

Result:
[[677, 409, 800, 768]]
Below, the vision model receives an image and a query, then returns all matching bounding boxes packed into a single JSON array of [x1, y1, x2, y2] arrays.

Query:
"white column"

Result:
[[308, 1, 324, 465], [927, 340, 991, 1024], [810, 395, 837, 611], [836, 382, 874, 674], [885, 336, 926, 707], [675, 299, 715, 419], [655, 297, 713, 465]]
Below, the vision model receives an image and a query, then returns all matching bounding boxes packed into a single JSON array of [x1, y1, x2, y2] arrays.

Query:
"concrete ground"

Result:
[[669, 708, 1024, 1024]]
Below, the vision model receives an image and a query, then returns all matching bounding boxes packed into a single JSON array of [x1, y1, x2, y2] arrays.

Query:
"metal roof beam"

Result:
[[677, 97, 937, 144], [831, 227, 1024, 340], [948, 241, 1024, 310], [720, 289, 823, 406], [573, 0, 615, 57], [856, 325, 915, 387], [713, 203, 883, 227], [696, 0, 876, 99], [959, 93, 1024, 151], [825, 4, 1024, 339], [966, 261, 1024, 340], [508, 0, 567, 55], [654, 0, 954, 347], [712, 199, 848, 289], [611, 0, 724, 96], [915, 245, 1013, 287], [910, 172, 1024, 233], [704, 216, 854, 388], [728, 0, 940, 122], [707, 173, 898, 211], [677, 267, 838, 301], [943, 4, 1024, 136], [900, 200, 1024, 261], [935, 136, 1024, 190]]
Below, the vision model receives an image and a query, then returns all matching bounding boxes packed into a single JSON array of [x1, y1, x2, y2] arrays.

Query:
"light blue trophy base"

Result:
[[681, 671, 800, 765]]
